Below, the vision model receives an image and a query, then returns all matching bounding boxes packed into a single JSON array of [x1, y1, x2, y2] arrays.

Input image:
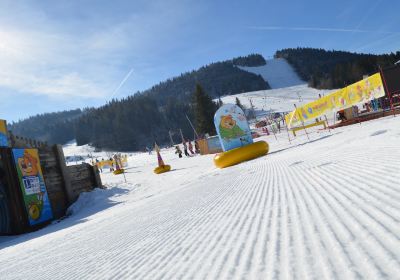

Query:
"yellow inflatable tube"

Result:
[[214, 141, 269, 168], [113, 169, 125, 175], [154, 165, 171, 174]]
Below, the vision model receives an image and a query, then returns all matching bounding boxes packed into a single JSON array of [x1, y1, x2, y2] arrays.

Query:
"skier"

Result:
[[109, 157, 114, 172], [194, 140, 200, 154], [175, 146, 183, 158], [183, 141, 190, 157], [188, 140, 195, 155], [113, 154, 121, 171]]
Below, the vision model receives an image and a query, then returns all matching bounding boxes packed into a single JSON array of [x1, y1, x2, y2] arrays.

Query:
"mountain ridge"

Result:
[[9, 48, 400, 151]]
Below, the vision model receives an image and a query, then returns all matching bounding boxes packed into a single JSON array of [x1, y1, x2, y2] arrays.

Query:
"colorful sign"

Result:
[[0, 120, 8, 147], [12, 148, 53, 226], [285, 73, 386, 128], [214, 104, 253, 151]]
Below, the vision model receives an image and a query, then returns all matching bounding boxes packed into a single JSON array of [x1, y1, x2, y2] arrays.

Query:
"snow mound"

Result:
[[239, 58, 306, 89], [66, 187, 129, 217]]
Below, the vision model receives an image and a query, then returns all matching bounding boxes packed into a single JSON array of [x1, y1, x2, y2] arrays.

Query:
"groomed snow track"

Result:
[[0, 118, 399, 279]]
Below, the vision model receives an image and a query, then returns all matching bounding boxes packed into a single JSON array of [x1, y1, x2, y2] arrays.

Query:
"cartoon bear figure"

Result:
[[219, 115, 245, 140], [18, 150, 39, 177]]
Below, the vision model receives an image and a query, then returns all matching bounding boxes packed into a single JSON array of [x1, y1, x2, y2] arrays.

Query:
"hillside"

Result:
[[143, 54, 269, 104], [10, 54, 270, 148], [9, 48, 400, 151], [276, 47, 400, 89], [9, 109, 84, 144]]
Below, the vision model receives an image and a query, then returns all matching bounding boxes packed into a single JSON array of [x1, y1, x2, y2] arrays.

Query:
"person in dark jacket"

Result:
[[175, 146, 183, 158], [183, 142, 190, 157], [188, 140, 195, 155]]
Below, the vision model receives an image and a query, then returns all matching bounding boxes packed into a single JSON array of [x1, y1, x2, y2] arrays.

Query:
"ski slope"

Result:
[[0, 114, 399, 279], [239, 58, 306, 89], [219, 84, 334, 115]]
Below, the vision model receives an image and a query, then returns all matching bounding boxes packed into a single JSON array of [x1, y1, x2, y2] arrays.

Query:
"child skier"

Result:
[[175, 146, 183, 158], [109, 158, 114, 172], [182, 140, 190, 157], [188, 140, 195, 155], [194, 140, 200, 154]]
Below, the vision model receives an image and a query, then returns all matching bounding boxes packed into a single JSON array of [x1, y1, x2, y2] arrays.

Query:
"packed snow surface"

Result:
[[239, 58, 306, 89], [220, 84, 334, 115], [1, 116, 400, 279]]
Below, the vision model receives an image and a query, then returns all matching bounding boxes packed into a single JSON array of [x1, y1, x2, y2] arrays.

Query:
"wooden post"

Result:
[[267, 114, 278, 142], [91, 165, 104, 189], [285, 121, 292, 144], [324, 115, 331, 134], [54, 144, 74, 204], [379, 66, 395, 116], [8, 131, 15, 147], [294, 104, 310, 141]]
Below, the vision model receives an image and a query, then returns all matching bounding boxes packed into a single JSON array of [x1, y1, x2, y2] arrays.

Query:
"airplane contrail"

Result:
[[248, 26, 400, 35], [108, 68, 134, 100]]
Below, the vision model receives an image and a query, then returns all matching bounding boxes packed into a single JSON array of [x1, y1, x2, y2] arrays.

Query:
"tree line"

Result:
[[10, 54, 268, 151], [275, 47, 400, 89], [12, 49, 400, 151], [74, 84, 219, 151]]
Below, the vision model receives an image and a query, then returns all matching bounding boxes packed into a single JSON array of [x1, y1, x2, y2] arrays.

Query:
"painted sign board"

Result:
[[214, 104, 253, 151], [0, 120, 8, 147], [12, 148, 53, 226]]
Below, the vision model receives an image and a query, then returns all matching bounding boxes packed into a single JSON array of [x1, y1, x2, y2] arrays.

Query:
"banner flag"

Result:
[[285, 73, 385, 128]]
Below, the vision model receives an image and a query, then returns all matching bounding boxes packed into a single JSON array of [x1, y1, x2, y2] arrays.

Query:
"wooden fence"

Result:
[[36, 144, 102, 219], [8, 131, 48, 149], [1, 132, 102, 234]]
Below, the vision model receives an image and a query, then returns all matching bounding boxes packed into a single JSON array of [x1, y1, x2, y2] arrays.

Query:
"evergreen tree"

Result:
[[275, 47, 400, 89], [235, 97, 245, 111], [193, 84, 217, 135], [217, 97, 224, 108]]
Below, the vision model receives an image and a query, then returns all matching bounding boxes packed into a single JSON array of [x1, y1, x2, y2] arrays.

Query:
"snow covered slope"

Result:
[[239, 58, 306, 89], [1, 115, 399, 279], [220, 84, 334, 114]]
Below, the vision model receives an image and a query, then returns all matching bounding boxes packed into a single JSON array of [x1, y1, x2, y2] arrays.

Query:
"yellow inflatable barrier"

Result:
[[214, 141, 269, 168], [154, 165, 171, 174], [113, 169, 125, 175]]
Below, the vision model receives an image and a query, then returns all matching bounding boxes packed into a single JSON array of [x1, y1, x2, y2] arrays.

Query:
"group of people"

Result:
[[175, 139, 200, 158], [92, 153, 127, 173]]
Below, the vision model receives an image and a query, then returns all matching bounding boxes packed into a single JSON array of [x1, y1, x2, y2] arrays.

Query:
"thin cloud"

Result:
[[354, 0, 383, 30], [355, 33, 400, 53], [248, 26, 400, 35], [0, 0, 195, 102]]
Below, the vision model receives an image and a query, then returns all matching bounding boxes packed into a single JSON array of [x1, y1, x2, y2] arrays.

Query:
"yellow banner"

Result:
[[285, 73, 385, 128], [94, 156, 128, 169]]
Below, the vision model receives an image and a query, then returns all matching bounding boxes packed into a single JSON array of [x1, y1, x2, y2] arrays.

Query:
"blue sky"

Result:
[[1, 0, 399, 122]]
